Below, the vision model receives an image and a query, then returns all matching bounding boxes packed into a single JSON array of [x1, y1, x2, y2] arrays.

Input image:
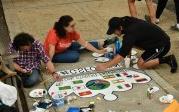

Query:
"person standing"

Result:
[[128, 0, 156, 23], [155, 0, 179, 31]]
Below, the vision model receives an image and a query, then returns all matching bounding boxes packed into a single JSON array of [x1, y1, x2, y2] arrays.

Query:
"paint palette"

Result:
[[29, 89, 47, 98], [92, 52, 104, 58], [48, 68, 151, 101], [95, 57, 110, 63]]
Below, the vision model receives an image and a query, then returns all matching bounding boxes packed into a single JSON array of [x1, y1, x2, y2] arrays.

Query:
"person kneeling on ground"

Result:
[[44, 15, 105, 63], [96, 16, 178, 73], [8, 33, 62, 88]]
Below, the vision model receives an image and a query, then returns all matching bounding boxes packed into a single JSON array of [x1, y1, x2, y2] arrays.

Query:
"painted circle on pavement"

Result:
[[86, 79, 110, 90]]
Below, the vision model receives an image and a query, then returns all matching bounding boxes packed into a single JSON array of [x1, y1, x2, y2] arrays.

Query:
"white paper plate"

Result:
[[105, 47, 113, 52], [95, 57, 109, 63], [92, 52, 104, 58], [29, 89, 47, 98], [159, 94, 174, 104]]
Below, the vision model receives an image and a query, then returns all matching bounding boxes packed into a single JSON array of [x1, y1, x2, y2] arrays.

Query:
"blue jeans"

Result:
[[0, 71, 6, 78], [19, 69, 40, 88], [52, 41, 99, 63]]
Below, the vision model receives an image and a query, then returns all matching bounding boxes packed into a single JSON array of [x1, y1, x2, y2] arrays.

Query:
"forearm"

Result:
[[49, 50, 55, 60], [13, 62, 24, 72], [77, 38, 99, 53], [46, 61, 56, 74], [85, 42, 99, 52], [48, 44, 55, 60], [103, 55, 124, 68]]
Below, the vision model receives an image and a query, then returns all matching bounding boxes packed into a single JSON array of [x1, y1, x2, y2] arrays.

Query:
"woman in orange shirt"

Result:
[[44, 15, 105, 63]]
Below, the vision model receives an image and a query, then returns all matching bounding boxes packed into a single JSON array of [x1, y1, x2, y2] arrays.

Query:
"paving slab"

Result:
[[1, 0, 179, 112]]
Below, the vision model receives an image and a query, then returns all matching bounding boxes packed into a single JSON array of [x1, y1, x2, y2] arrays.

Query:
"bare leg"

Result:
[[128, 0, 137, 17], [145, 0, 156, 23], [137, 57, 159, 69]]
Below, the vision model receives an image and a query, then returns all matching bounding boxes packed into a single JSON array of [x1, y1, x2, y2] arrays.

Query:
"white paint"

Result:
[[57, 64, 122, 76]]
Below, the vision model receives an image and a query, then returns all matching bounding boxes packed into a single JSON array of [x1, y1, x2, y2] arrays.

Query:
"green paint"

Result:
[[117, 85, 123, 89], [73, 80, 83, 84], [59, 86, 71, 90], [86, 79, 110, 90]]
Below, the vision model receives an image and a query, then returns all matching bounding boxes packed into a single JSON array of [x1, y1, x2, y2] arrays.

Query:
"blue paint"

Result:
[[67, 107, 81, 112]]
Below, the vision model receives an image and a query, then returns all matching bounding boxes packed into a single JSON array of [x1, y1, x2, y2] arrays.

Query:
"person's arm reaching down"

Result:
[[96, 54, 124, 71], [48, 44, 56, 60], [37, 41, 62, 81], [13, 62, 28, 73], [77, 37, 106, 54]]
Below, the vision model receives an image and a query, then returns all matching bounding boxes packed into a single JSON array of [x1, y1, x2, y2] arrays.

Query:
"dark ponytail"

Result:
[[54, 15, 73, 38]]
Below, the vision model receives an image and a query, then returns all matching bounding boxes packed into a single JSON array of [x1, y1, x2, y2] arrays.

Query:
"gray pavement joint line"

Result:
[[72, 4, 104, 34], [3, 0, 104, 10]]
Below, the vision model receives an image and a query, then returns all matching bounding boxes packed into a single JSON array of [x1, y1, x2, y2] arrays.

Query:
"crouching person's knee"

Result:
[[137, 59, 146, 69], [137, 63, 145, 69]]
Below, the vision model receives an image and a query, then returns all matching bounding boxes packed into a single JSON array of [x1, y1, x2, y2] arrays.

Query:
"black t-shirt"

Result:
[[119, 17, 170, 58]]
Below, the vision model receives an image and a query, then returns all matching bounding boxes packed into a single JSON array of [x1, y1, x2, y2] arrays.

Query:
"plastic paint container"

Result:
[[104, 52, 114, 59], [52, 94, 64, 108]]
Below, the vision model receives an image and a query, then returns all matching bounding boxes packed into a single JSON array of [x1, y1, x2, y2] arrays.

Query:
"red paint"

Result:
[[125, 84, 130, 87], [51, 92, 54, 96], [123, 72, 128, 76], [79, 91, 92, 96]]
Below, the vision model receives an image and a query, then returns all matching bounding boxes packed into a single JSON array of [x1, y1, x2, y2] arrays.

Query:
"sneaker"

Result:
[[171, 24, 179, 31], [168, 55, 178, 73], [155, 19, 160, 24], [144, 15, 159, 24]]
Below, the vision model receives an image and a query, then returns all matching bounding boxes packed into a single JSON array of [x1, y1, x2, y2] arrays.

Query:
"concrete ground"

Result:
[[1, 0, 179, 112]]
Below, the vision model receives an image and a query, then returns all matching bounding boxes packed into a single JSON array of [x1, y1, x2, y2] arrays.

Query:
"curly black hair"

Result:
[[12, 33, 35, 50], [54, 15, 73, 38]]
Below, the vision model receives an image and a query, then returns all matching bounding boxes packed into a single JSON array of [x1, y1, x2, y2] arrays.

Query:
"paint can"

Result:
[[52, 94, 65, 108], [104, 52, 114, 59]]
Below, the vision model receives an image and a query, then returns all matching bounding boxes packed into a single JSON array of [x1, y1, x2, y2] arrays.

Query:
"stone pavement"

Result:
[[1, 0, 179, 112]]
